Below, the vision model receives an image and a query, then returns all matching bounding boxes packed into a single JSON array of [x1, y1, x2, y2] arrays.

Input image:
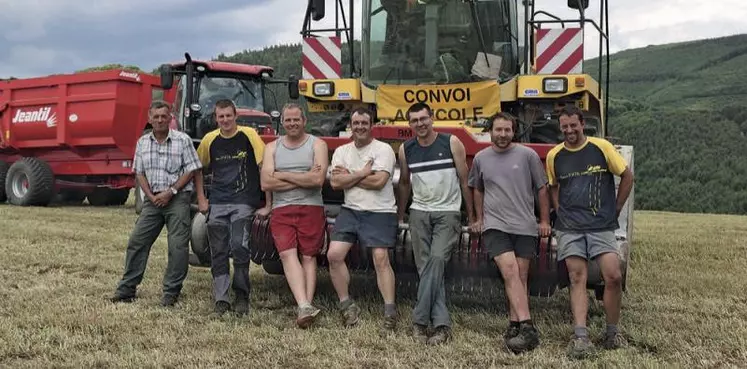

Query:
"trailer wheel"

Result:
[[107, 189, 130, 206], [87, 188, 110, 206], [189, 212, 211, 266], [5, 157, 54, 206], [0, 160, 8, 202]]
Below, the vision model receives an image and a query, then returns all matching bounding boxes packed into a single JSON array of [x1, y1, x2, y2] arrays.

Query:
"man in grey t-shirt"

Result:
[[467, 112, 551, 354]]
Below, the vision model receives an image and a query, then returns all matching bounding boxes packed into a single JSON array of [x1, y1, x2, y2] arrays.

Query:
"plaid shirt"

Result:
[[133, 129, 202, 193]]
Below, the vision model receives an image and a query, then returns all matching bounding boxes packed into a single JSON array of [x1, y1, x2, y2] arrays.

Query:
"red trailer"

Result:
[[0, 69, 164, 206]]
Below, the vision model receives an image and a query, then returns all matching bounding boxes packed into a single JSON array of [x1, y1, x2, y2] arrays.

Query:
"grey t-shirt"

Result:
[[467, 144, 548, 236]]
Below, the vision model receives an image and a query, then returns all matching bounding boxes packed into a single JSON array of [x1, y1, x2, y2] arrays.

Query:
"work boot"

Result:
[[567, 334, 595, 359], [233, 297, 250, 317], [411, 323, 428, 344], [427, 325, 452, 346], [296, 304, 321, 329], [110, 293, 135, 304], [379, 312, 398, 336], [340, 300, 361, 327], [602, 331, 628, 350], [506, 323, 540, 353], [210, 301, 231, 318]]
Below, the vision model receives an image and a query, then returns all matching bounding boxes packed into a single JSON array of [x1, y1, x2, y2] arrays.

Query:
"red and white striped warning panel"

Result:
[[534, 28, 584, 75], [302, 36, 342, 79]]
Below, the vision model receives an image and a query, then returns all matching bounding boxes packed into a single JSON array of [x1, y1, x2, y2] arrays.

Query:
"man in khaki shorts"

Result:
[[546, 105, 634, 358]]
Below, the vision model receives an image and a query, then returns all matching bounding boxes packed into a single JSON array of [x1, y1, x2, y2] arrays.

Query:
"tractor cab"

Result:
[[159, 54, 299, 141]]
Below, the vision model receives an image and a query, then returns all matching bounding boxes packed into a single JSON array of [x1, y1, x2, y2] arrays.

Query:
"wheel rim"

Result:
[[11, 171, 29, 199]]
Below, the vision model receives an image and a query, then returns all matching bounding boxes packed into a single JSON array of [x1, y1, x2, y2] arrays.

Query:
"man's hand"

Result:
[[539, 220, 552, 238], [198, 197, 209, 214], [255, 206, 271, 218], [152, 191, 173, 207], [469, 219, 483, 235], [359, 160, 373, 177], [331, 165, 350, 176]]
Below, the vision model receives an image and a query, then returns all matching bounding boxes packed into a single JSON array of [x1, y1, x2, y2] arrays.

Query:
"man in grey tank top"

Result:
[[467, 112, 551, 354], [260, 103, 328, 329], [398, 103, 475, 345]]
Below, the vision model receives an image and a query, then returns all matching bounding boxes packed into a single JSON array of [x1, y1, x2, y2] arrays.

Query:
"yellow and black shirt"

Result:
[[197, 126, 265, 207], [546, 137, 627, 232]]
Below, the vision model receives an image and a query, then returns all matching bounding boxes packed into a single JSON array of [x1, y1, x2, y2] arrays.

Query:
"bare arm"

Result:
[[274, 139, 328, 189], [616, 167, 634, 217], [473, 187, 484, 224], [550, 185, 559, 211], [330, 168, 368, 190], [260, 141, 297, 192], [397, 144, 410, 222], [538, 185, 550, 224], [451, 136, 475, 223], [136, 173, 155, 200], [194, 169, 206, 200], [357, 171, 391, 191]]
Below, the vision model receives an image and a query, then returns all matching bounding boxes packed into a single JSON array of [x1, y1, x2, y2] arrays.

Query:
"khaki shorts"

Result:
[[556, 230, 619, 261]]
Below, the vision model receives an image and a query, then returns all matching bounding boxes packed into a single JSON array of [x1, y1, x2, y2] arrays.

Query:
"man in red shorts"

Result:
[[260, 103, 329, 328]]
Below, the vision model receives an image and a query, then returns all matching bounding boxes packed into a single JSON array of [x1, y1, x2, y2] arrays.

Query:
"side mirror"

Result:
[[288, 74, 300, 100], [567, 0, 589, 9], [310, 0, 325, 21], [160, 64, 174, 89]]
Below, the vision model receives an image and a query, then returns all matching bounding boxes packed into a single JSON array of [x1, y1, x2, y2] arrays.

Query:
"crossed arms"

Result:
[[260, 139, 329, 192]]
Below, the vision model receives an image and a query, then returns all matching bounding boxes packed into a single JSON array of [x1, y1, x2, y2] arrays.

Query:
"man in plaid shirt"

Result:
[[111, 100, 202, 307]]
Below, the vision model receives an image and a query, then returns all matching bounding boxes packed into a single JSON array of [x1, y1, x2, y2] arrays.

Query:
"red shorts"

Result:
[[270, 205, 326, 256]]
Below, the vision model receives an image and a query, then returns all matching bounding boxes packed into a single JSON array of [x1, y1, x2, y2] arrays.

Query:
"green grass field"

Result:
[[0, 199, 745, 368]]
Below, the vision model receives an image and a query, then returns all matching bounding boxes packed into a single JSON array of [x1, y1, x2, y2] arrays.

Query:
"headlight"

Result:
[[313, 82, 334, 97], [542, 78, 567, 93]]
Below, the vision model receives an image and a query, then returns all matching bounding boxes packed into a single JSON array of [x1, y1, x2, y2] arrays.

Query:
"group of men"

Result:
[[109, 98, 633, 359]]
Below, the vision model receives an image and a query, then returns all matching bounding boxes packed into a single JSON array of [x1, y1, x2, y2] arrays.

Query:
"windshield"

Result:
[[197, 76, 264, 112], [363, 0, 521, 86]]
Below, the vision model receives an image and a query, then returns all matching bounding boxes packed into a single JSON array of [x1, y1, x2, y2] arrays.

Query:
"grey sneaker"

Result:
[[296, 304, 321, 329], [506, 323, 540, 354], [426, 325, 452, 346], [340, 301, 361, 327], [411, 323, 428, 344], [602, 332, 628, 350], [381, 313, 398, 332], [567, 334, 595, 359]]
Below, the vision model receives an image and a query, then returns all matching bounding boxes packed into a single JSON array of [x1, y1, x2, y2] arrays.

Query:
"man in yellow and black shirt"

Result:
[[195, 99, 271, 317], [546, 105, 633, 358]]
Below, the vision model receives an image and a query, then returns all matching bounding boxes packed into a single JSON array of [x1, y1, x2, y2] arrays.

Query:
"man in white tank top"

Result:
[[397, 103, 475, 345], [260, 103, 328, 329]]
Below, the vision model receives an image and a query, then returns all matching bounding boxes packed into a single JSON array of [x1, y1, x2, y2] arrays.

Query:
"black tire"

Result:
[[107, 189, 130, 206], [87, 188, 110, 206], [57, 190, 87, 205], [5, 157, 55, 206], [0, 160, 9, 203], [189, 212, 211, 266]]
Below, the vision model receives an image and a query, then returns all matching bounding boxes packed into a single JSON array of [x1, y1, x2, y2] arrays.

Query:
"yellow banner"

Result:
[[375, 80, 501, 121]]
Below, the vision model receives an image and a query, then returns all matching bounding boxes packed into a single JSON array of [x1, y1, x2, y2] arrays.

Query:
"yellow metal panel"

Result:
[[500, 77, 518, 102], [375, 80, 501, 121], [299, 78, 361, 101], [517, 74, 600, 100]]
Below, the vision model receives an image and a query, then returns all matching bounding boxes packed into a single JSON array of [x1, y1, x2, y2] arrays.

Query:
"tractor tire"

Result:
[[5, 157, 55, 206], [57, 190, 87, 205], [0, 160, 9, 203], [189, 212, 211, 266], [87, 188, 110, 206], [107, 189, 130, 206]]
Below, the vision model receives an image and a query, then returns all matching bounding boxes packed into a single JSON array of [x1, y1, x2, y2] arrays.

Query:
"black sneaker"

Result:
[[161, 294, 178, 307], [504, 323, 520, 340], [602, 331, 627, 350], [506, 323, 540, 354]]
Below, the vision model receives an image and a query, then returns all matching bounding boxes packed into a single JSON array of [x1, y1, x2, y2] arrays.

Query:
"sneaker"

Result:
[[506, 323, 540, 353], [567, 334, 595, 359], [296, 304, 321, 329], [340, 301, 361, 327], [426, 325, 452, 346], [210, 301, 231, 318], [233, 298, 250, 316], [381, 313, 398, 332], [503, 323, 520, 340], [602, 331, 627, 350], [161, 294, 178, 307], [411, 323, 428, 344]]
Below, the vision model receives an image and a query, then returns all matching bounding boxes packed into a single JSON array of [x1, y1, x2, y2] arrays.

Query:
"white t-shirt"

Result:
[[330, 139, 397, 213]]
